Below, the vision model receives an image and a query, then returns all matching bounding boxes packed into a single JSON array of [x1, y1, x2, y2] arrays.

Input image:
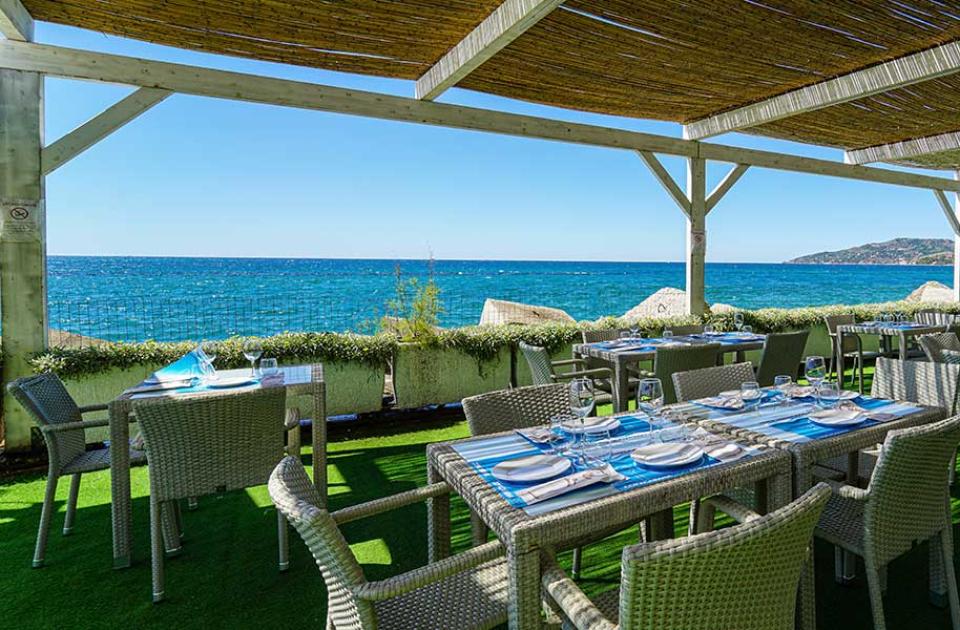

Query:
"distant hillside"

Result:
[[787, 238, 953, 265]]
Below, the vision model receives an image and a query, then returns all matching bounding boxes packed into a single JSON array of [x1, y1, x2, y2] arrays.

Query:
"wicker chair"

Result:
[[755, 330, 809, 387], [580, 329, 625, 344], [7, 373, 148, 568], [872, 358, 960, 414], [823, 314, 880, 388], [920, 332, 960, 363], [542, 483, 831, 630], [916, 309, 958, 332], [815, 415, 960, 629], [664, 324, 703, 336], [518, 342, 613, 406], [462, 383, 569, 436], [135, 388, 290, 602], [672, 362, 756, 402], [651, 343, 722, 404], [269, 456, 508, 630]]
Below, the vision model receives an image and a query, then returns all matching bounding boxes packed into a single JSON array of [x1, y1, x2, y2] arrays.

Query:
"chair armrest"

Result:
[[822, 478, 869, 501], [353, 540, 504, 602], [40, 417, 110, 434], [541, 557, 617, 630], [552, 368, 613, 381], [551, 358, 586, 368], [703, 495, 762, 524], [79, 403, 109, 414], [331, 482, 450, 525]]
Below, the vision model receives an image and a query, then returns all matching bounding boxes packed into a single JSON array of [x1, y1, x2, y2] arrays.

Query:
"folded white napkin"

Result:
[[516, 467, 624, 505], [699, 396, 744, 410], [515, 427, 561, 444]]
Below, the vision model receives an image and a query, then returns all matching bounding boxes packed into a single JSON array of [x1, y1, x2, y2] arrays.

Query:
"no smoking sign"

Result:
[[1, 200, 42, 242]]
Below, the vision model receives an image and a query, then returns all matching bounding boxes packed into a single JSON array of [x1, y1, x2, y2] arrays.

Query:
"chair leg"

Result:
[[187, 497, 199, 511], [469, 510, 489, 546], [937, 530, 960, 629], [277, 510, 289, 572], [571, 547, 582, 579], [864, 555, 887, 630], [62, 474, 81, 536], [833, 547, 856, 584], [160, 501, 183, 556], [150, 497, 166, 603], [33, 473, 59, 568]]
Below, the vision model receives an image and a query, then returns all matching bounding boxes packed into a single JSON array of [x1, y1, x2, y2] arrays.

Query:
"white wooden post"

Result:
[[955, 171, 960, 302], [0, 68, 46, 451], [686, 157, 707, 315]]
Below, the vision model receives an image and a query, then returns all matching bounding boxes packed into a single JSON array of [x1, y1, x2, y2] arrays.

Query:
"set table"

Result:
[[108, 364, 326, 569], [428, 389, 941, 629], [573, 332, 766, 412]]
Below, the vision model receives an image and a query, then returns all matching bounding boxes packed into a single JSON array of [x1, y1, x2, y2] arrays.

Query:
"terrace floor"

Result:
[[0, 370, 955, 629]]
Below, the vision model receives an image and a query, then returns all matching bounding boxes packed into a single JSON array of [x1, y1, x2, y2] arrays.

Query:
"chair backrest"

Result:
[[654, 343, 721, 404], [755, 330, 809, 386], [518, 342, 554, 386], [581, 329, 623, 344], [463, 383, 569, 436], [865, 415, 960, 567], [135, 388, 287, 501], [919, 332, 960, 363], [618, 484, 831, 630], [666, 324, 703, 336], [269, 456, 374, 630], [822, 313, 854, 335], [871, 358, 960, 414], [7, 372, 86, 469], [915, 310, 954, 331], [672, 362, 756, 402]]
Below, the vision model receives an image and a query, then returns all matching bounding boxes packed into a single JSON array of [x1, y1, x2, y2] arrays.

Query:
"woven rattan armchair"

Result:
[[542, 483, 831, 630], [650, 343, 721, 404], [518, 342, 613, 406], [916, 310, 958, 332], [8, 373, 148, 568], [919, 332, 960, 363], [135, 388, 290, 602], [815, 415, 960, 629], [755, 330, 809, 387], [462, 383, 569, 436], [872, 358, 960, 414], [824, 314, 880, 387], [672, 362, 756, 402], [269, 456, 508, 630], [664, 324, 703, 336]]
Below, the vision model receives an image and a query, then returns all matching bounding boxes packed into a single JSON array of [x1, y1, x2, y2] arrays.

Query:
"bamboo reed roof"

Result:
[[23, 0, 960, 168]]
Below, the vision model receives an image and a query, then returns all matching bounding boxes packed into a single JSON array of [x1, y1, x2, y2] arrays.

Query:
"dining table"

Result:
[[573, 331, 766, 412], [107, 363, 326, 569], [426, 411, 793, 629], [835, 321, 944, 392]]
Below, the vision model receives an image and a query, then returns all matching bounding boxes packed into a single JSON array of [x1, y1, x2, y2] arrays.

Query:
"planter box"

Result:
[[286, 360, 385, 418], [63, 363, 163, 444], [392, 343, 512, 409]]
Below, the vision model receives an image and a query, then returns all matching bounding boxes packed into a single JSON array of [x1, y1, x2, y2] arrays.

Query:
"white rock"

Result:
[[479, 299, 575, 326]]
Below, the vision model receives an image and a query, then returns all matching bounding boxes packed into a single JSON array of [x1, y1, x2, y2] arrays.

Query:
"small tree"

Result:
[[381, 259, 443, 341]]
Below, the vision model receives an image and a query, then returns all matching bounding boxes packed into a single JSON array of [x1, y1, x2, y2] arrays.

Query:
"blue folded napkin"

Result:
[[145, 347, 207, 384]]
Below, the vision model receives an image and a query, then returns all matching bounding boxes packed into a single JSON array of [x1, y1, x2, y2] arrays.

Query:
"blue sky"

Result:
[[39, 22, 954, 263]]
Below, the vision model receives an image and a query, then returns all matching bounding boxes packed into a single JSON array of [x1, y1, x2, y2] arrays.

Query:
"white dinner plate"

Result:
[[631, 442, 704, 469], [698, 396, 744, 410], [491, 454, 572, 483], [561, 417, 621, 434], [207, 376, 259, 389], [808, 409, 865, 427]]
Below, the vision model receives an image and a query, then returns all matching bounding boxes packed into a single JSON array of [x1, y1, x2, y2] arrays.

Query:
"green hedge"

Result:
[[28, 301, 960, 378]]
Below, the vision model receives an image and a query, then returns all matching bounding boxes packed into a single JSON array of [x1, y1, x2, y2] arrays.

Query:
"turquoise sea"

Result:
[[47, 256, 953, 342]]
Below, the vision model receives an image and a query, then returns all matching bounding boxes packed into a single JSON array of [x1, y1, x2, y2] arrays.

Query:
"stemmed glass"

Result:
[[569, 379, 596, 464], [199, 340, 219, 382], [741, 324, 753, 335], [629, 322, 640, 339], [734, 312, 744, 332], [704, 323, 715, 335], [740, 381, 762, 413], [243, 339, 263, 378], [636, 378, 664, 432], [804, 356, 826, 407], [662, 329, 673, 341]]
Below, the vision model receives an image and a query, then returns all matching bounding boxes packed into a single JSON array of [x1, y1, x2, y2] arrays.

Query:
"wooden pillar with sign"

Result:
[[685, 157, 707, 315], [1, 68, 47, 451]]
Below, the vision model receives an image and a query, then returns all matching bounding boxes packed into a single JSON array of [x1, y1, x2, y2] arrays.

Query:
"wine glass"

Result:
[[199, 340, 219, 381], [773, 375, 793, 404], [741, 324, 753, 335], [662, 328, 673, 341], [636, 378, 664, 431], [704, 323, 715, 335], [804, 356, 826, 406], [734, 312, 744, 332], [629, 322, 640, 339], [740, 381, 762, 412], [818, 381, 841, 409], [569, 379, 596, 463], [243, 339, 263, 378]]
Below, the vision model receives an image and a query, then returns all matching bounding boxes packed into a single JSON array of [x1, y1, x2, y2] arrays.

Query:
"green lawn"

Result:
[[0, 371, 955, 629]]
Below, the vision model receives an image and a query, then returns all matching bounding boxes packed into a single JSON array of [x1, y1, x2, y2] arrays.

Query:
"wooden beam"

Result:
[[0, 0, 32, 41], [3, 41, 960, 193], [637, 151, 691, 216], [934, 189, 960, 237], [706, 163, 749, 213], [42, 88, 171, 175], [954, 172, 960, 302], [684, 40, 960, 140], [845, 130, 960, 165], [686, 157, 707, 316], [416, 0, 565, 100]]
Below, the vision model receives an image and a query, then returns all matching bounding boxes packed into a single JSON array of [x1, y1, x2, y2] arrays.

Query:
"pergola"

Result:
[[5, 0, 960, 451]]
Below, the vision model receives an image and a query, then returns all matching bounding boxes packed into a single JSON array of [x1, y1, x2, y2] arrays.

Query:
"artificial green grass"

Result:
[[0, 367, 954, 629]]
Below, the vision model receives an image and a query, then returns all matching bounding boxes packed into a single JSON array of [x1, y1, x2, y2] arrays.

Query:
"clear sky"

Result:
[[38, 22, 955, 263]]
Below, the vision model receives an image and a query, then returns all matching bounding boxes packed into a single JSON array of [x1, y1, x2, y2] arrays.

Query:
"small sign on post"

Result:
[[0, 200, 43, 242]]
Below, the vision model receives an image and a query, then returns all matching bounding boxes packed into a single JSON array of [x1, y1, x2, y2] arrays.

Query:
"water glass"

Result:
[[703, 323, 715, 334], [740, 381, 762, 412], [243, 339, 263, 377], [662, 329, 673, 340], [619, 330, 631, 342], [583, 429, 613, 466], [636, 378, 664, 430], [734, 312, 744, 331], [260, 358, 279, 378], [773, 375, 793, 403], [818, 381, 841, 409], [741, 324, 753, 335], [659, 424, 694, 444], [548, 414, 575, 456]]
